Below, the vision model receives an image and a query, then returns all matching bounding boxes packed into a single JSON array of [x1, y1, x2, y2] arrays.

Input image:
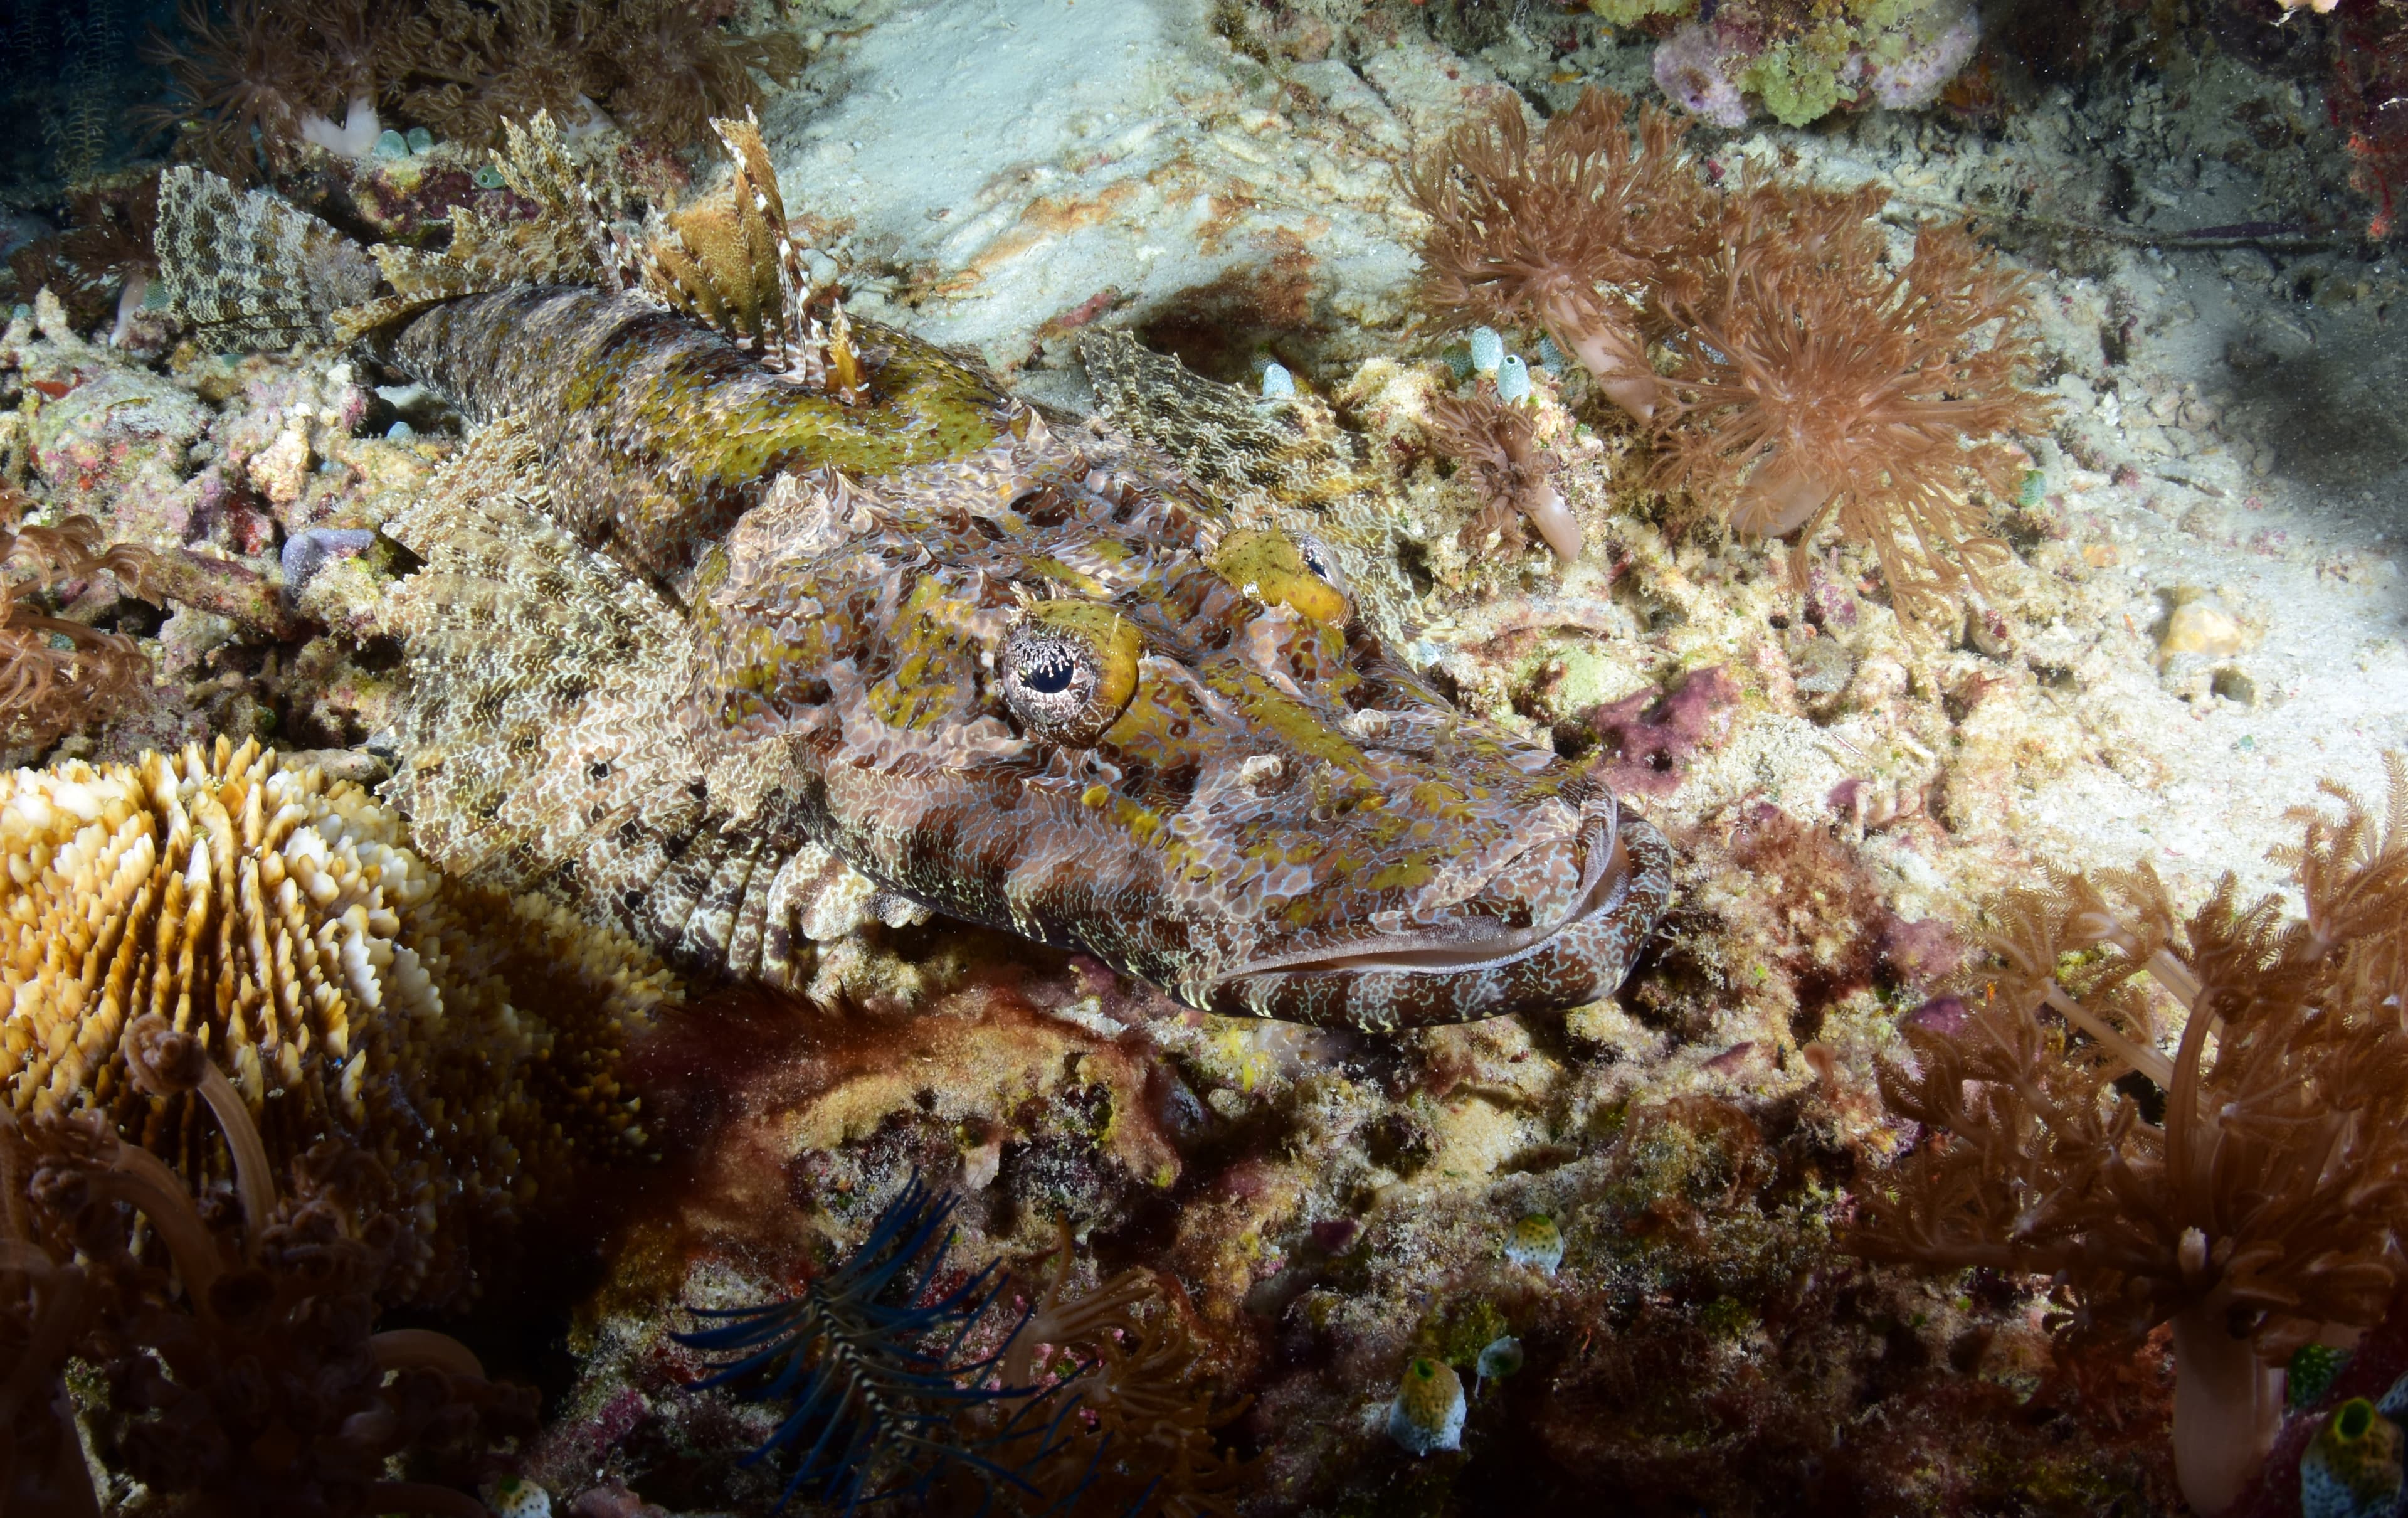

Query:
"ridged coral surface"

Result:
[[0, 736, 675, 1304]]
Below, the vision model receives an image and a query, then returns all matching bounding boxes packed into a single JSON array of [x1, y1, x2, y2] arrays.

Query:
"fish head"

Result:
[[689, 442, 1669, 1029]]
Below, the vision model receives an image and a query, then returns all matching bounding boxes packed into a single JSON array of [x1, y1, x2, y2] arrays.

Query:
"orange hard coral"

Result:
[[1652, 178, 2052, 637], [1408, 87, 1711, 422], [1850, 756, 2408, 1514], [0, 486, 159, 751], [0, 738, 676, 1308]]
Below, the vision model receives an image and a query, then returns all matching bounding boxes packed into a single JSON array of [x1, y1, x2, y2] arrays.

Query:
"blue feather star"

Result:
[[675, 1173, 1102, 1515]]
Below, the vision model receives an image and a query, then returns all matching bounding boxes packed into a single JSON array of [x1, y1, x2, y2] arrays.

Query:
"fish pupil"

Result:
[[1020, 648, 1078, 694]]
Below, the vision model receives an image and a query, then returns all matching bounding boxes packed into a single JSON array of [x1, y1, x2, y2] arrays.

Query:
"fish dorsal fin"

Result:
[[334, 110, 636, 341], [492, 111, 638, 292], [633, 109, 864, 400], [155, 166, 378, 351]]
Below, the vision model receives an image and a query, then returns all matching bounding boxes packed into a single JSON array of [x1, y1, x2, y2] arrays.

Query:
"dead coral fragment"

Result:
[[0, 738, 677, 1307], [1652, 179, 2051, 637], [1408, 87, 1709, 422], [0, 486, 159, 750], [1, 1017, 535, 1518], [1420, 390, 1581, 561], [1851, 756, 2408, 1514]]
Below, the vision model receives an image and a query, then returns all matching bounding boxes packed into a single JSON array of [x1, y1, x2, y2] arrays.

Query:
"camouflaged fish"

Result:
[[153, 112, 1671, 1031]]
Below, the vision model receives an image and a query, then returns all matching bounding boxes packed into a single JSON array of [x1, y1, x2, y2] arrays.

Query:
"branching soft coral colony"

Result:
[[0, 485, 159, 750], [144, 0, 806, 179], [1652, 174, 2047, 634], [1408, 88, 2051, 633], [1851, 758, 2408, 1514]]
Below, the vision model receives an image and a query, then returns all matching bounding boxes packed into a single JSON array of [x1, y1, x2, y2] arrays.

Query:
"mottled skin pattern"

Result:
[[675, 428, 1671, 1027], [379, 287, 1003, 589], [157, 148, 1672, 1029]]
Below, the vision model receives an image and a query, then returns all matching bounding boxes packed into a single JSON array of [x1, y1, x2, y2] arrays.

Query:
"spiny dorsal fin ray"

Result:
[[495, 112, 636, 293], [634, 108, 862, 397], [336, 110, 629, 341], [155, 166, 378, 351]]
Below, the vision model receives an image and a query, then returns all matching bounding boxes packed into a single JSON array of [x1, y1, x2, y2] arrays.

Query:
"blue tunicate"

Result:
[[1469, 326, 1504, 376], [372, 130, 411, 160], [1442, 344, 1476, 384], [386, 419, 416, 440], [1534, 334, 1566, 373], [474, 165, 507, 189], [2301, 1387, 2407, 1518], [1496, 354, 1532, 405], [406, 127, 434, 154], [1260, 363, 1296, 400]]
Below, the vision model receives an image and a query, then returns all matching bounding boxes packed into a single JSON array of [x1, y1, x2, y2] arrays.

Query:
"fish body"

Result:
[[155, 116, 1671, 1029]]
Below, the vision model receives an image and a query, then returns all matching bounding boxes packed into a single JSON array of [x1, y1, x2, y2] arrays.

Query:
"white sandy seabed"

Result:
[[761, 0, 2407, 915]]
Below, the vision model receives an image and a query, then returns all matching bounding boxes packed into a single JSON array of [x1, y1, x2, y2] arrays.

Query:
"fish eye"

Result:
[[1211, 528, 1350, 625], [998, 602, 1143, 746], [1298, 538, 1343, 585]]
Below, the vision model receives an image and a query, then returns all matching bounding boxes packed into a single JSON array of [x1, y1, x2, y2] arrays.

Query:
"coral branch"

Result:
[[0, 485, 159, 749], [1420, 390, 1581, 560], [1852, 757, 2408, 1511], [124, 1014, 275, 1255], [372, 1327, 489, 1380], [1407, 88, 1711, 423]]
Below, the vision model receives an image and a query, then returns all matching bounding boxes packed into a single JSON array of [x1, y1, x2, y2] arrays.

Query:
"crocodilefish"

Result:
[[154, 112, 1671, 1031]]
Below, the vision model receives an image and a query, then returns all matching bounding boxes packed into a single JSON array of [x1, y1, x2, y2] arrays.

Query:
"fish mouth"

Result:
[[1202, 798, 1673, 1029]]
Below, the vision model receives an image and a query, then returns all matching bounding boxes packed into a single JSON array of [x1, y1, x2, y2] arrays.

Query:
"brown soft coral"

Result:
[[1408, 87, 1711, 422], [145, 0, 806, 178], [2, 1016, 534, 1518], [1651, 178, 2052, 637], [591, 1, 807, 156], [140, 0, 323, 180], [1418, 390, 1582, 561], [1850, 756, 2408, 1514], [0, 486, 159, 751], [995, 1233, 1250, 1517], [1409, 91, 2052, 639]]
